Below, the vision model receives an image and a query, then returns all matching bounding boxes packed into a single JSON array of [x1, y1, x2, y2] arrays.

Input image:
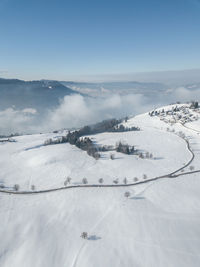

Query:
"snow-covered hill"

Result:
[[0, 104, 200, 267]]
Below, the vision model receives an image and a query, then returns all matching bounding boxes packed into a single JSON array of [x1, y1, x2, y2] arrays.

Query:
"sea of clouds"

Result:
[[1, 86, 200, 135]]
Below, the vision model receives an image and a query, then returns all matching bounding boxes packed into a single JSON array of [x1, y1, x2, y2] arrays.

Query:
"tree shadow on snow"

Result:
[[131, 196, 145, 200], [153, 157, 164, 160], [88, 235, 101, 241]]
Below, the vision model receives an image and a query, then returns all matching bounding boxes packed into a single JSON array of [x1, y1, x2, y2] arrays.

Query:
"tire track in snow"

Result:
[[71, 200, 117, 267]]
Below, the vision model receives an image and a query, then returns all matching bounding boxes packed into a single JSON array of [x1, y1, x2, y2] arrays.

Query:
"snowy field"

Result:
[[0, 113, 192, 190], [0, 104, 200, 267]]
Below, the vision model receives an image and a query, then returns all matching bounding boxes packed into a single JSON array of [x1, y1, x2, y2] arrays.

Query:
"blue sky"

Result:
[[1, 0, 200, 80]]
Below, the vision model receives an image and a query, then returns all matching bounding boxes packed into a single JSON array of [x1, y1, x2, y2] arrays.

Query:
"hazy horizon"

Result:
[[1, 68, 200, 85]]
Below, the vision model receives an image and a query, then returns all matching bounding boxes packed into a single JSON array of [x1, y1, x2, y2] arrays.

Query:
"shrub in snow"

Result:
[[124, 191, 130, 198], [134, 177, 138, 182], [113, 179, 119, 184], [189, 166, 195, 171], [110, 153, 115, 160], [81, 232, 88, 239]]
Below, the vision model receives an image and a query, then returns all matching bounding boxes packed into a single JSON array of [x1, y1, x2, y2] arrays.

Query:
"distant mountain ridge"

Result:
[[0, 78, 77, 111]]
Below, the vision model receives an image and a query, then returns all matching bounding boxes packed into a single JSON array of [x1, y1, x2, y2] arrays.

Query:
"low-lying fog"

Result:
[[1, 78, 200, 135]]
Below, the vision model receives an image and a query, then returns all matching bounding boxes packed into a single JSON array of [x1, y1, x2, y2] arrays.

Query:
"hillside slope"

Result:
[[0, 104, 200, 267], [0, 78, 76, 111]]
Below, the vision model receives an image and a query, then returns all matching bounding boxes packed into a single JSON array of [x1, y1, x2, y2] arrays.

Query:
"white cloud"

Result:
[[0, 108, 34, 134], [49, 95, 94, 129], [22, 108, 37, 114], [173, 87, 200, 102], [1, 86, 200, 135]]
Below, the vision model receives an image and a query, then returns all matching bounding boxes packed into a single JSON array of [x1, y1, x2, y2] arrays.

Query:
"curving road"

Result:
[[0, 125, 199, 196]]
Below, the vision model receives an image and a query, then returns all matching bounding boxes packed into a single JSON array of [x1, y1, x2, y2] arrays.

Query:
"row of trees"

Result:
[[138, 152, 153, 159], [11, 163, 196, 192], [63, 175, 146, 187]]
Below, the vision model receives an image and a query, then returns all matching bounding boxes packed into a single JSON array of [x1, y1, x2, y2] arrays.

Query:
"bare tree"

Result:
[[143, 174, 147, 179], [31, 185, 35, 191], [14, 184, 19, 191], [124, 191, 130, 198], [67, 177, 72, 183], [98, 178, 104, 184], [64, 176, 72, 186], [81, 232, 88, 239], [123, 177, 128, 184], [82, 178, 88, 184]]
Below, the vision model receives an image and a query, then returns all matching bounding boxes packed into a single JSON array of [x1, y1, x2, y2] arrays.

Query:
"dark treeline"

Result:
[[0, 133, 21, 138], [44, 118, 139, 159], [78, 118, 140, 136]]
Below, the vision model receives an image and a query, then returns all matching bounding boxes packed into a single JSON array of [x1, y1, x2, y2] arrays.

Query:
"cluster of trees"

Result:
[[77, 137, 100, 159], [112, 124, 140, 132], [44, 118, 140, 159], [85, 118, 139, 134], [44, 133, 100, 159], [116, 141, 135, 155], [44, 136, 68, 146], [138, 152, 153, 159], [190, 101, 199, 109], [0, 133, 20, 138]]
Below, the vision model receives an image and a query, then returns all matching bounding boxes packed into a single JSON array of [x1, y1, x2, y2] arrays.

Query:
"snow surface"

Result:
[[0, 105, 200, 267]]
